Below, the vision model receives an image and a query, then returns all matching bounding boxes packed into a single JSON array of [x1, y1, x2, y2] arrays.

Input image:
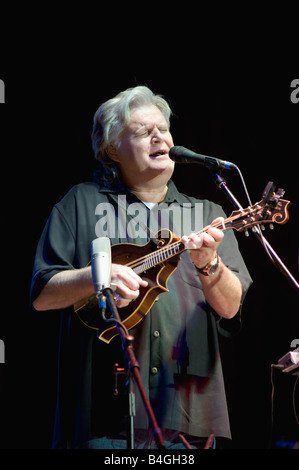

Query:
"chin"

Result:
[[151, 157, 174, 169], [151, 161, 174, 180]]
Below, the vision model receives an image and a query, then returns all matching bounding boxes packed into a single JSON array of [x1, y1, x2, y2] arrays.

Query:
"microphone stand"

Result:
[[100, 287, 165, 450], [211, 171, 299, 290]]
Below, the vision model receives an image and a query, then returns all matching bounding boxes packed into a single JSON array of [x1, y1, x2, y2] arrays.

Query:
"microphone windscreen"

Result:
[[91, 237, 112, 294]]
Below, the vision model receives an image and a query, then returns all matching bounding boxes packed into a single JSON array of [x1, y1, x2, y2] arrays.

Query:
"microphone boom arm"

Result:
[[211, 171, 299, 291]]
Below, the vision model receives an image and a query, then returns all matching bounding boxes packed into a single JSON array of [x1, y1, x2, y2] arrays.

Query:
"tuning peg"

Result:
[[269, 224, 274, 230], [244, 230, 250, 237], [261, 225, 265, 231]]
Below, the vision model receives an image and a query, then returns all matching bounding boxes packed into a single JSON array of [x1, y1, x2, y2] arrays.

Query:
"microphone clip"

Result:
[[97, 283, 117, 319]]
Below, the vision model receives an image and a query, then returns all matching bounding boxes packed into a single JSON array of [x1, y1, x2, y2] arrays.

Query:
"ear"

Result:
[[105, 144, 120, 162]]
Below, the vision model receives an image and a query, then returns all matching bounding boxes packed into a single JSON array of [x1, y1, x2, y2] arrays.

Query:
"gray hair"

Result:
[[91, 86, 172, 184]]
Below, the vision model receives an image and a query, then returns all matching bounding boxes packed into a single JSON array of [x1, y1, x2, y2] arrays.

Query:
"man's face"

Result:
[[108, 104, 175, 187]]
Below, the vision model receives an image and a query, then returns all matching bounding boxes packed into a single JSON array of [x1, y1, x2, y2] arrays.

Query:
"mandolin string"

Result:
[[124, 213, 239, 271], [124, 202, 267, 271], [113, 196, 273, 271]]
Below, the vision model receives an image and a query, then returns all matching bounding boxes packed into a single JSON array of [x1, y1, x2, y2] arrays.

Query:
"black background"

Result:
[[0, 41, 298, 450]]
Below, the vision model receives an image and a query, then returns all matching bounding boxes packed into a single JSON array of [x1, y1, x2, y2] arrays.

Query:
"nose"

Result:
[[151, 126, 163, 143]]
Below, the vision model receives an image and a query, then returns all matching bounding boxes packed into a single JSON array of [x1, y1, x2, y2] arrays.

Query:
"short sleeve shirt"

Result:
[[30, 180, 252, 448]]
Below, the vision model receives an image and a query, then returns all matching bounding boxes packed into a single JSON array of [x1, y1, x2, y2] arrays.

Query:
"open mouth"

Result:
[[149, 149, 168, 157]]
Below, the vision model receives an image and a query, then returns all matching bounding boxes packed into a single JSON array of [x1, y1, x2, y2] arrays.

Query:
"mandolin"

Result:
[[74, 191, 290, 343]]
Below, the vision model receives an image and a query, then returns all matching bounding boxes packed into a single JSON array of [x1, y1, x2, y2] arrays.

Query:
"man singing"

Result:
[[31, 85, 252, 449]]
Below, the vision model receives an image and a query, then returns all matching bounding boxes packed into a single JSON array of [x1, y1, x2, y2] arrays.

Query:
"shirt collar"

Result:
[[96, 178, 192, 206], [162, 180, 182, 203]]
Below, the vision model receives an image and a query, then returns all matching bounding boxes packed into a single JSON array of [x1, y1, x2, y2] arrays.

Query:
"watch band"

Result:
[[196, 253, 220, 276]]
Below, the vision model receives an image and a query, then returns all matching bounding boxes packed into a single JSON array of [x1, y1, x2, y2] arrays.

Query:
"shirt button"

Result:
[[153, 330, 160, 338], [151, 366, 158, 375]]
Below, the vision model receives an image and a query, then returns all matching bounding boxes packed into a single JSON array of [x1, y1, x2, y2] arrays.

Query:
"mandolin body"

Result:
[[74, 230, 181, 343]]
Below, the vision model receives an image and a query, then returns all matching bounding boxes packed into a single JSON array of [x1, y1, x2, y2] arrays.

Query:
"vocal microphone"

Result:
[[169, 146, 238, 171], [91, 237, 117, 317], [91, 237, 112, 296]]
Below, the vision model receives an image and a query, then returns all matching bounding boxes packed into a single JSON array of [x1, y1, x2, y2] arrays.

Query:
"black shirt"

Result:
[[30, 179, 252, 448]]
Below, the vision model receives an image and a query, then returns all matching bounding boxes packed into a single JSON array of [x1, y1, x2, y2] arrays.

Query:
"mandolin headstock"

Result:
[[225, 183, 291, 232]]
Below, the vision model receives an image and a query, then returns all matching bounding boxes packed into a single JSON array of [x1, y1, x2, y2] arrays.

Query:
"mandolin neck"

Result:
[[133, 241, 185, 275], [132, 221, 226, 275], [129, 196, 290, 275]]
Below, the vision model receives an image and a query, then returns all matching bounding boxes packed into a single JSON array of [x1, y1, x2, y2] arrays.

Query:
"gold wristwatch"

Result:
[[196, 253, 220, 276]]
